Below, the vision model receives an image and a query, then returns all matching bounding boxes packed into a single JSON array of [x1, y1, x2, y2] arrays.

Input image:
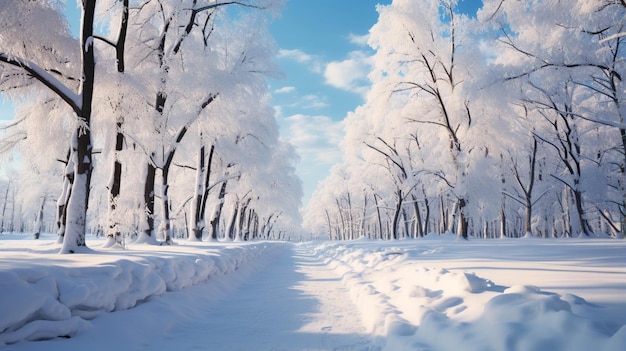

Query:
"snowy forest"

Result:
[[305, 0, 626, 241], [1, 1, 625, 350], [1, 0, 625, 250], [0, 0, 302, 253]]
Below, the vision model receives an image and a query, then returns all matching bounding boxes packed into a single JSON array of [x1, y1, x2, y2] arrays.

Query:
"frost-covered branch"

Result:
[[0, 53, 80, 113], [0, 115, 27, 130], [0, 131, 27, 153]]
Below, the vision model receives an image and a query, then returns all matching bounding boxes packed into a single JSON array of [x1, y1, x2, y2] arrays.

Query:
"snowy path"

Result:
[[197, 244, 375, 350]]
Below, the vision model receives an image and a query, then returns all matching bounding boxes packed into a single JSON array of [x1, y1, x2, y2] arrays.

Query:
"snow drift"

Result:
[[0, 237, 273, 346], [312, 237, 626, 351]]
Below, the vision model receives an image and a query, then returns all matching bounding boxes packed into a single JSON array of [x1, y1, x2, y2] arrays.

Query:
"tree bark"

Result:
[[374, 194, 384, 240], [210, 180, 228, 240], [457, 198, 468, 239], [325, 210, 333, 240], [0, 181, 9, 233], [55, 149, 73, 243], [139, 161, 157, 242], [191, 145, 206, 240], [439, 196, 447, 234], [392, 189, 402, 240], [59, 0, 97, 254], [34, 195, 46, 239], [411, 194, 423, 238], [160, 167, 173, 244], [105, 120, 124, 246], [104, 0, 129, 247], [199, 145, 215, 228], [423, 188, 430, 235], [336, 198, 346, 241]]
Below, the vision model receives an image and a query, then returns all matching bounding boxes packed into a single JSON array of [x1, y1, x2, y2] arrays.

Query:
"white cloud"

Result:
[[282, 114, 344, 165], [274, 86, 296, 94], [299, 95, 329, 109], [324, 51, 373, 97], [278, 49, 313, 62], [285, 94, 329, 110], [277, 48, 323, 73], [347, 33, 370, 47]]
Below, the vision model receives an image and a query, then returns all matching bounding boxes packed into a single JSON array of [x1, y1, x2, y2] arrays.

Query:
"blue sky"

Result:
[[270, 0, 481, 207], [269, 0, 388, 207], [1, 0, 482, 207]]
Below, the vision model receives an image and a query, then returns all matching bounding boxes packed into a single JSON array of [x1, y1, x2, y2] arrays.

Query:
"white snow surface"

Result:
[[0, 233, 625, 351]]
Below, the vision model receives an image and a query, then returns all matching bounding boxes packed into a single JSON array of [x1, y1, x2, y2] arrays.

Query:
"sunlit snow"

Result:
[[1, 233, 624, 351]]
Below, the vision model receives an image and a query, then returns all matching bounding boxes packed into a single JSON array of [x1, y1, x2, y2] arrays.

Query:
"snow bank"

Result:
[[313, 240, 626, 351], [0, 238, 273, 346]]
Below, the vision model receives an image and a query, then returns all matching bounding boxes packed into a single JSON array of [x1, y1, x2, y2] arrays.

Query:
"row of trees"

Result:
[[0, 0, 301, 252], [305, 0, 625, 240]]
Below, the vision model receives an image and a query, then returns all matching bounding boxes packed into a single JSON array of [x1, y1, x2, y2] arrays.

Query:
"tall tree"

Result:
[[0, 0, 98, 253]]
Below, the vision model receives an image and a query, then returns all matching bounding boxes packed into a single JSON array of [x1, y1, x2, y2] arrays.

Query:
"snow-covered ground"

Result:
[[1, 233, 625, 350], [312, 236, 626, 351]]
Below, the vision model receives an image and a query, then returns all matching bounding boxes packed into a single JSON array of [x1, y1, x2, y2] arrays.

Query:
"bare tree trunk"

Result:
[[210, 180, 228, 241], [423, 192, 430, 235], [483, 219, 488, 239], [199, 145, 215, 233], [325, 210, 333, 240], [243, 207, 253, 241], [440, 196, 447, 234], [105, 120, 124, 247], [0, 181, 10, 233], [226, 203, 239, 241], [402, 208, 410, 239], [139, 161, 157, 243], [374, 194, 384, 240], [500, 204, 507, 238], [346, 193, 354, 240], [392, 189, 402, 240], [59, 0, 97, 254], [563, 188, 572, 237], [411, 194, 423, 238], [336, 198, 346, 241], [360, 193, 368, 239], [160, 167, 173, 244], [190, 145, 206, 240], [621, 128, 626, 235], [235, 198, 251, 241], [34, 195, 46, 239], [457, 198, 468, 239], [447, 199, 458, 234], [573, 188, 593, 236], [104, 0, 128, 248], [190, 143, 216, 241]]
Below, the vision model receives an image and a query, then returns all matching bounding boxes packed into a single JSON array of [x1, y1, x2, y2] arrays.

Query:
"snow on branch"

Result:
[[599, 31, 626, 44], [0, 53, 81, 113]]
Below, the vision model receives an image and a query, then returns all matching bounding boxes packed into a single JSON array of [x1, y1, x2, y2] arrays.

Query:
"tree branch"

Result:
[[193, 1, 264, 14], [0, 53, 81, 113]]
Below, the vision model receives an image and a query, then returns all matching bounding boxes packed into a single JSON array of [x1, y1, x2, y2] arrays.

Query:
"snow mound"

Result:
[[0, 241, 272, 346], [314, 241, 625, 351]]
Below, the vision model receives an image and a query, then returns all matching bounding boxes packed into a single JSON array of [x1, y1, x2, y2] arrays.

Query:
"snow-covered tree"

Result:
[[481, 0, 625, 236], [306, 0, 624, 240], [0, 0, 100, 253], [1, 0, 301, 248]]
